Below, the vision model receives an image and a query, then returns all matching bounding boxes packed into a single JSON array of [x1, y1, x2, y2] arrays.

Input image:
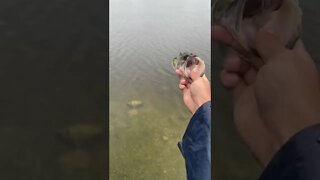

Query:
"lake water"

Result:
[[0, 0, 107, 179], [109, 0, 211, 179]]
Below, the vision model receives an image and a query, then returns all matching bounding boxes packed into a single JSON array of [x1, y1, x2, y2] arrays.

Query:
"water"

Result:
[[109, 0, 211, 179], [0, 0, 107, 179]]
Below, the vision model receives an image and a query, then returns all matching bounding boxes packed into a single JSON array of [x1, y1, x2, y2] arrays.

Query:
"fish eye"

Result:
[[183, 55, 189, 60]]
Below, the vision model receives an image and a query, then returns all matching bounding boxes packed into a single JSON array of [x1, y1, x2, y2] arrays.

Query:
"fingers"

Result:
[[212, 25, 248, 55], [179, 78, 187, 90], [224, 50, 250, 74], [180, 78, 187, 85], [175, 69, 183, 76], [220, 69, 248, 101], [223, 50, 257, 85], [179, 83, 185, 90], [221, 70, 240, 89], [212, 25, 239, 47], [212, 25, 234, 44], [256, 30, 288, 61], [177, 69, 186, 90]]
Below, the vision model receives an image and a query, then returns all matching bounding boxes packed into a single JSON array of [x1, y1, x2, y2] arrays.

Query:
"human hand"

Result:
[[213, 25, 320, 166], [176, 69, 211, 114]]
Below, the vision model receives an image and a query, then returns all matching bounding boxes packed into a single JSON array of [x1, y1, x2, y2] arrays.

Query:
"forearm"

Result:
[[178, 101, 211, 180]]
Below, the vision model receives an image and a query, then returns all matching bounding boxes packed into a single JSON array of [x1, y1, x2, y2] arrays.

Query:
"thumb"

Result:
[[256, 30, 288, 62], [202, 74, 208, 80], [293, 39, 311, 59], [189, 69, 202, 81]]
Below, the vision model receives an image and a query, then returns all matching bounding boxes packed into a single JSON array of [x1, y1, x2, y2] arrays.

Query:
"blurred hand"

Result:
[[176, 69, 211, 114], [213, 25, 320, 166]]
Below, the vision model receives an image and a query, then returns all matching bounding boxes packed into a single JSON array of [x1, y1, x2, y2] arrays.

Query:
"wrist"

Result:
[[260, 119, 320, 167], [191, 100, 211, 115], [196, 97, 211, 109]]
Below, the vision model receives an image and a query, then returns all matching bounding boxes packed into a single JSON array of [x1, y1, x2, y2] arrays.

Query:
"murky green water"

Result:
[[0, 0, 107, 179], [109, 0, 211, 179]]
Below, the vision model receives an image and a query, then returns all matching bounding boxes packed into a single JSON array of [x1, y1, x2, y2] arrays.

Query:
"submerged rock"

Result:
[[57, 124, 104, 147], [162, 136, 169, 141], [127, 100, 143, 108]]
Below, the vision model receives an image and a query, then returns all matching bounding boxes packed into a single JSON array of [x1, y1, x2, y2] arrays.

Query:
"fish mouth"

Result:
[[242, 0, 284, 17]]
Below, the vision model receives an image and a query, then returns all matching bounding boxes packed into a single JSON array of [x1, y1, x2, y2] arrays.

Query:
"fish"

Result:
[[171, 52, 206, 81], [214, 0, 302, 68]]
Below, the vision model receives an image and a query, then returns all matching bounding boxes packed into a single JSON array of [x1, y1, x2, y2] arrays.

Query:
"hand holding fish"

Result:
[[214, 25, 320, 166], [176, 69, 211, 114], [214, 0, 302, 69], [172, 52, 206, 83]]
